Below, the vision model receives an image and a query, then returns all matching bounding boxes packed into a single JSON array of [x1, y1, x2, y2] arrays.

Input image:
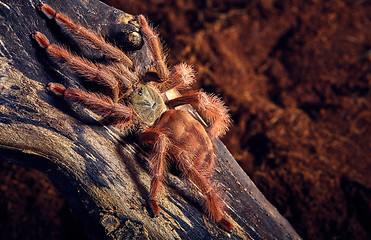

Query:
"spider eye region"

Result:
[[138, 87, 144, 96], [130, 84, 165, 126]]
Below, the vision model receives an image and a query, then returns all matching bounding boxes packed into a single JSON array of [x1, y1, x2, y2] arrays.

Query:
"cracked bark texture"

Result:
[[0, 0, 301, 239]]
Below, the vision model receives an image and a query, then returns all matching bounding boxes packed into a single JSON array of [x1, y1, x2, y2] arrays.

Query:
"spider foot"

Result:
[[32, 31, 50, 49], [47, 83, 66, 96], [38, 2, 57, 20], [149, 199, 160, 217], [218, 217, 234, 233]]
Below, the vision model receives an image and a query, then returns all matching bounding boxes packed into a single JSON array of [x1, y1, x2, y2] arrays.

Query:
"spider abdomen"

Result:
[[155, 109, 215, 170]]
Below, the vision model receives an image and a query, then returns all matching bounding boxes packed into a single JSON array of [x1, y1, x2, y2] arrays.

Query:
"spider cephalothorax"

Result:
[[33, 2, 234, 232]]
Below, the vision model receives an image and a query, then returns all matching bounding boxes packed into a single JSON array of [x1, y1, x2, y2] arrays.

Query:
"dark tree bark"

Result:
[[0, 0, 301, 239]]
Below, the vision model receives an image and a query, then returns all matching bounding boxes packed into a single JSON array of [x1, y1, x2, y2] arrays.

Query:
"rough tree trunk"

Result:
[[0, 0, 301, 239]]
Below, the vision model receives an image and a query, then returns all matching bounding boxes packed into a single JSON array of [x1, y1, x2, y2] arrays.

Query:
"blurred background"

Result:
[[1, 0, 370, 239]]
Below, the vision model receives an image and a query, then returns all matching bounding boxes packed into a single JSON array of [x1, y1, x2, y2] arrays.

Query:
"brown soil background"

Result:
[[1, 0, 370, 239]]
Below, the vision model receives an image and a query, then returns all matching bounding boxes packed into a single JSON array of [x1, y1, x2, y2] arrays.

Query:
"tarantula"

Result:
[[33, 2, 233, 231]]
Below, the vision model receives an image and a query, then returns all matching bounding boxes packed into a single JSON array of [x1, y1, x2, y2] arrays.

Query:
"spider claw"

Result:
[[33, 0, 43, 9], [38, 2, 57, 19], [136, 15, 147, 27], [149, 199, 160, 217], [218, 218, 234, 233], [32, 31, 50, 48], [47, 83, 66, 96]]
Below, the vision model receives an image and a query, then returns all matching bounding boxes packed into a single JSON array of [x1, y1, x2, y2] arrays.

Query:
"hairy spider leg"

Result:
[[139, 129, 170, 216], [156, 63, 196, 93], [38, 2, 133, 67], [104, 62, 139, 99], [33, 31, 135, 102], [137, 15, 169, 81], [47, 83, 135, 128], [167, 91, 231, 138], [137, 16, 196, 93], [177, 153, 234, 232]]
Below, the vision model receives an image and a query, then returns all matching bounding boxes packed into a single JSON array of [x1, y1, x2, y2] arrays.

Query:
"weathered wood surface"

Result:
[[0, 0, 301, 239]]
